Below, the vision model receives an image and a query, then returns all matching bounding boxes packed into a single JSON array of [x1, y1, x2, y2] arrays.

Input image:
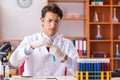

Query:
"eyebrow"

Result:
[[44, 18, 60, 20]]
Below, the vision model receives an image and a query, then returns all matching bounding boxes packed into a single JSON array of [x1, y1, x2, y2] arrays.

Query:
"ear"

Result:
[[40, 18, 44, 27], [41, 18, 44, 24], [40, 18, 44, 22]]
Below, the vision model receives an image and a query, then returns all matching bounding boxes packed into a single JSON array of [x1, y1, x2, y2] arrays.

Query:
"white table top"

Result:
[[9, 76, 76, 80], [9, 76, 120, 80], [111, 77, 120, 80]]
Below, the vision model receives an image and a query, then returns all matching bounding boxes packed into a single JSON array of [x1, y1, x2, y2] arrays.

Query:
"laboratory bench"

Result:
[[9, 76, 76, 80]]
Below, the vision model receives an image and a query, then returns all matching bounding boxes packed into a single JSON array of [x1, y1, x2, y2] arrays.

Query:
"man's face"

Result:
[[41, 12, 61, 37]]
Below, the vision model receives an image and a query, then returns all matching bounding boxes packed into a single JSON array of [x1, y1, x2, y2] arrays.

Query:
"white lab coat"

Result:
[[9, 32, 79, 76]]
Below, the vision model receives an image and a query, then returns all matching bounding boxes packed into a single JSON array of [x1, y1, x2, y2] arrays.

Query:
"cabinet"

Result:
[[89, 0, 120, 71], [47, 0, 89, 58]]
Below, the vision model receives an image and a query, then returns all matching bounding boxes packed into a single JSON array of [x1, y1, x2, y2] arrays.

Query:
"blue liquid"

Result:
[[52, 55, 56, 62]]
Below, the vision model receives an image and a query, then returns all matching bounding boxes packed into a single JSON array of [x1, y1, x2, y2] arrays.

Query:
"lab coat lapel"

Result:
[[53, 34, 64, 49]]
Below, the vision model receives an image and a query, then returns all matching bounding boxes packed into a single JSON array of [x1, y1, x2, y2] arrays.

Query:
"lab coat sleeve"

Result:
[[9, 37, 33, 67], [63, 40, 79, 76], [64, 56, 77, 76]]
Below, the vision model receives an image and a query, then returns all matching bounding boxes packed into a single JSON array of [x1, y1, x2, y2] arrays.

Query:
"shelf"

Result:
[[88, 0, 120, 71], [90, 40, 111, 42], [89, 5, 111, 7], [113, 40, 120, 42], [112, 22, 120, 24], [64, 36, 86, 39], [112, 0, 120, 5], [112, 5, 120, 7], [0, 40, 21, 42], [0, 40, 21, 49], [113, 24, 120, 40], [62, 18, 87, 20], [112, 58, 120, 60], [48, 0, 87, 2], [89, 0, 111, 5], [90, 42, 111, 58], [90, 22, 111, 24], [89, 7, 111, 22], [113, 59, 120, 70]]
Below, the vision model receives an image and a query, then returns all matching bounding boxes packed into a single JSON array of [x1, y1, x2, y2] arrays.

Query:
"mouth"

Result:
[[49, 28, 56, 33], [50, 28, 56, 31]]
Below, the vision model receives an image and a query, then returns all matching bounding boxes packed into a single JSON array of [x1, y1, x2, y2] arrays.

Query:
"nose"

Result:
[[51, 21, 57, 27]]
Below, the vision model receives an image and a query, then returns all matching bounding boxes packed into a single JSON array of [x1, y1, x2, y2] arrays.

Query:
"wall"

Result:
[[0, 0, 85, 40], [0, 0, 46, 40], [56, 2, 85, 38]]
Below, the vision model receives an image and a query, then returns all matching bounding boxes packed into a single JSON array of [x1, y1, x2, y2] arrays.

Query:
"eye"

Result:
[[43, 18, 61, 24], [54, 20, 60, 23], [46, 18, 53, 23]]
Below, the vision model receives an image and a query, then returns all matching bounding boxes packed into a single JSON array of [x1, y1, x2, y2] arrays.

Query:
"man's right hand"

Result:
[[30, 37, 52, 49]]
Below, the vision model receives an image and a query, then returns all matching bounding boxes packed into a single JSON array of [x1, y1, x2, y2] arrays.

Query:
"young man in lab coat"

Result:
[[9, 4, 79, 76]]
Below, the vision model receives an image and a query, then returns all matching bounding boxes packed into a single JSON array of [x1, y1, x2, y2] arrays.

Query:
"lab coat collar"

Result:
[[40, 32, 64, 48], [41, 32, 57, 42]]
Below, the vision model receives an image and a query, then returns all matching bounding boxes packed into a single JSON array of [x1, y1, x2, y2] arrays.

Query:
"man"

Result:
[[9, 4, 79, 76]]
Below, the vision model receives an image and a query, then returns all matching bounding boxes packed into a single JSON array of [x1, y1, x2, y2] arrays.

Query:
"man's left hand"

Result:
[[50, 45, 66, 61]]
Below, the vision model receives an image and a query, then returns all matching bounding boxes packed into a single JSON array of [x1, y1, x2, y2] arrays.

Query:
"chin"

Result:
[[50, 34, 55, 36], [48, 31, 56, 36], [49, 33, 56, 36]]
